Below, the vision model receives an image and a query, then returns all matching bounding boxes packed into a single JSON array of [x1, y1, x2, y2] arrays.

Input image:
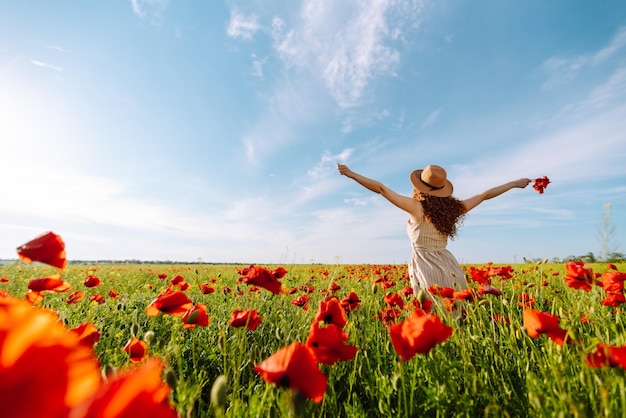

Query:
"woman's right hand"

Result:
[[337, 164, 352, 177]]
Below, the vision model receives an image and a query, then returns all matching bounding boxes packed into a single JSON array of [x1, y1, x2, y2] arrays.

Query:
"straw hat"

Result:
[[410, 165, 453, 197]]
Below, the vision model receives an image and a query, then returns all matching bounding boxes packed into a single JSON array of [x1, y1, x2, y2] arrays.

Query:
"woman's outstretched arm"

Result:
[[337, 164, 386, 194], [462, 178, 532, 212], [337, 164, 419, 216]]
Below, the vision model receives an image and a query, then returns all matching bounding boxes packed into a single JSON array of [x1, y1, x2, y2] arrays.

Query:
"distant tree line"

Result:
[[523, 252, 626, 265]]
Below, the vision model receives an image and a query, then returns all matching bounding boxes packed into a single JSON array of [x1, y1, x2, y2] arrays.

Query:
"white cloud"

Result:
[[270, 0, 425, 108], [130, 0, 169, 24], [539, 56, 588, 90], [251, 54, 267, 77], [131, 0, 143, 17], [307, 149, 353, 177], [539, 26, 626, 90], [44, 44, 69, 53], [232, 1, 426, 165], [30, 60, 62, 72], [227, 10, 260, 40], [451, 102, 626, 197], [421, 108, 441, 129], [592, 26, 626, 64], [344, 196, 379, 206], [552, 64, 626, 121]]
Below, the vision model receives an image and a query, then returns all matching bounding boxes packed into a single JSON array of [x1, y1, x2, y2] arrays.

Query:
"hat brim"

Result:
[[410, 169, 453, 197]]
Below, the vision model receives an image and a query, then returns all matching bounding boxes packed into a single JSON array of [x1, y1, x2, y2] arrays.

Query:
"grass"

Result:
[[1, 261, 625, 417]]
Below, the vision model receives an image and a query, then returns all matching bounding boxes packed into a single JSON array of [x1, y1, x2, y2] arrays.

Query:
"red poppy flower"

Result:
[[146, 289, 193, 317], [468, 266, 492, 285], [182, 304, 210, 329], [157, 273, 167, 279], [199, 284, 216, 294], [389, 310, 453, 362], [28, 274, 71, 293], [108, 289, 119, 299], [489, 265, 514, 280], [0, 295, 101, 417], [229, 309, 262, 331], [240, 266, 283, 294], [67, 290, 85, 305], [477, 285, 503, 297], [453, 288, 476, 302], [329, 282, 341, 292], [300, 285, 316, 293], [272, 266, 287, 278], [16, 231, 67, 269], [563, 261, 595, 291], [291, 294, 310, 311], [78, 358, 178, 418], [306, 322, 358, 365], [586, 343, 626, 369], [0, 277, 9, 283], [170, 275, 185, 285], [602, 272, 626, 293], [428, 285, 455, 299], [254, 342, 327, 403], [379, 280, 396, 290], [533, 176, 550, 194], [518, 293, 535, 307], [25, 290, 45, 304], [314, 298, 347, 328], [83, 275, 102, 288], [384, 293, 405, 309], [340, 291, 361, 312], [89, 294, 106, 304], [400, 286, 414, 299], [123, 337, 149, 363], [411, 298, 433, 313], [602, 291, 626, 307], [522, 309, 569, 345], [378, 306, 403, 327], [70, 322, 101, 347]]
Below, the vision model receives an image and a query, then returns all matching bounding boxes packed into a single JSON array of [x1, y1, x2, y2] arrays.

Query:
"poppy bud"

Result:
[[210, 375, 228, 414], [131, 322, 140, 337], [371, 283, 378, 294], [186, 309, 200, 324], [416, 288, 428, 304], [218, 334, 225, 353], [143, 330, 155, 344], [165, 368, 178, 390]]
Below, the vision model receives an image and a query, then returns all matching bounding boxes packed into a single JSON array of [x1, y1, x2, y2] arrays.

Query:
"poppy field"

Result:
[[2, 234, 626, 417]]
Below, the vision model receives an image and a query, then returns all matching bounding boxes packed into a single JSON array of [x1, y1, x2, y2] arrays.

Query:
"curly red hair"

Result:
[[414, 190, 466, 238]]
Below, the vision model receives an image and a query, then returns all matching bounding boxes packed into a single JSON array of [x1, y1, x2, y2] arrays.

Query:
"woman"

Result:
[[337, 163, 531, 295]]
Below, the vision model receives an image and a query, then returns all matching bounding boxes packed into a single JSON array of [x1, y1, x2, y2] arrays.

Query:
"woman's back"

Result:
[[407, 220, 448, 251]]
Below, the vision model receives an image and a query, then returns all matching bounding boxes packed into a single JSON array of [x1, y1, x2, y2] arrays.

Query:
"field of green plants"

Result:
[[2, 260, 626, 418]]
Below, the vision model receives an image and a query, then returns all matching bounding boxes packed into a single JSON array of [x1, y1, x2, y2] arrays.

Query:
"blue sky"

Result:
[[1, 0, 625, 265]]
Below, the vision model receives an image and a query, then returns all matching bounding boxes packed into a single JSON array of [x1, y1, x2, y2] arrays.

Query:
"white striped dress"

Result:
[[407, 220, 468, 292]]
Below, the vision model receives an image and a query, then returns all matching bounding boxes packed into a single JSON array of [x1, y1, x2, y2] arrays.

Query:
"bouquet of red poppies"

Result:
[[533, 176, 550, 194]]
